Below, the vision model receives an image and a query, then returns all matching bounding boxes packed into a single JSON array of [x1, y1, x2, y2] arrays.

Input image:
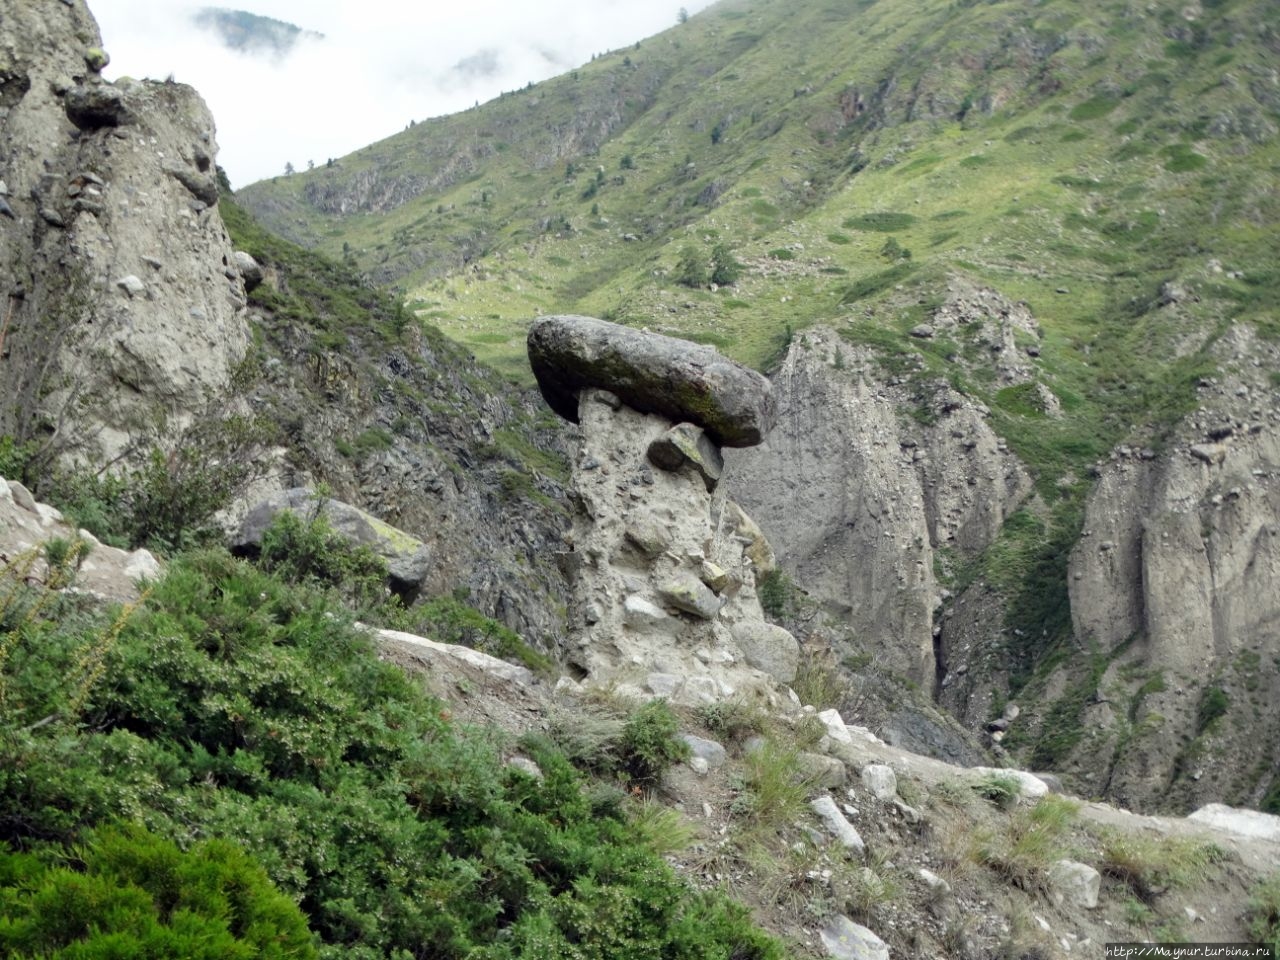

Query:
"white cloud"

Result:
[[90, 0, 716, 187]]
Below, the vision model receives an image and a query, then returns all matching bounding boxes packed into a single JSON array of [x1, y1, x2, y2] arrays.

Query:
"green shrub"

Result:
[[1196, 685, 1229, 733], [697, 698, 768, 744], [621, 699, 691, 783], [257, 510, 388, 609], [1069, 94, 1121, 121], [710, 243, 743, 286], [675, 245, 709, 288], [1163, 144, 1207, 172], [0, 436, 36, 481], [973, 771, 1022, 810], [732, 737, 812, 829], [842, 212, 917, 232], [840, 263, 915, 303], [0, 549, 782, 958], [47, 413, 275, 552], [0, 826, 315, 958], [971, 794, 1078, 888], [757, 568, 793, 618], [1247, 873, 1280, 956], [397, 594, 553, 675], [1100, 833, 1228, 899]]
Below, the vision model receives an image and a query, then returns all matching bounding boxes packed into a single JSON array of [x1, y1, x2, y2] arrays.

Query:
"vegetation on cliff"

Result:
[[0, 528, 779, 958]]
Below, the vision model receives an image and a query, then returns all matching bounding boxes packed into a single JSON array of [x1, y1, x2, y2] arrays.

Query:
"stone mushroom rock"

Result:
[[527, 315, 775, 447]]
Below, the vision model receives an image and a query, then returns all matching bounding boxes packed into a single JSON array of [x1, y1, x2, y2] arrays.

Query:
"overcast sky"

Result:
[[91, 0, 717, 188]]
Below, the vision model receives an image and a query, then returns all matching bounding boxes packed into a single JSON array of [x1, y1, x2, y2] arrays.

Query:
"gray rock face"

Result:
[[527, 315, 775, 447], [1061, 326, 1280, 810], [728, 326, 1031, 687], [0, 0, 249, 465], [557, 388, 794, 708]]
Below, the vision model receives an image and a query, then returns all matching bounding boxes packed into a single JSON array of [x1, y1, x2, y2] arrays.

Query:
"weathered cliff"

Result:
[[726, 325, 1032, 690], [0, 0, 249, 465], [729, 317, 1280, 813], [1047, 324, 1280, 812]]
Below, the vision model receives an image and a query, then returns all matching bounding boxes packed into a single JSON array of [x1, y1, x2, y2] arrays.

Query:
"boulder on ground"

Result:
[[234, 488, 429, 593], [860, 763, 898, 802], [730, 620, 799, 683], [1047, 859, 1101, 909], [527, 315, 775, 447], [819, 916, 888, 960], [810, 795, 866, 857]]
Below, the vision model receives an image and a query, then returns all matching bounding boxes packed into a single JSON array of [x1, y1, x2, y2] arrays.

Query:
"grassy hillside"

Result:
[[237, 0, 1280, 779], [239, 0, 1279, 376]]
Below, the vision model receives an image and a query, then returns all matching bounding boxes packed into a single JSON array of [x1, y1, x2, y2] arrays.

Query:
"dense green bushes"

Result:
[[0, 826, 315, 958], [0, 544, 780, 958]]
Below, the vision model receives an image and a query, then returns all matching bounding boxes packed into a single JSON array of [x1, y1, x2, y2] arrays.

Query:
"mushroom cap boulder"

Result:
[[527, 315, 775, 447]]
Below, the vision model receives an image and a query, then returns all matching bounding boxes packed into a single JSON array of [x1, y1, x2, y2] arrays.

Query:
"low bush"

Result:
[[971, 795, 1079, 889], [621, 699, 691, 783], [1099, 832, 1229, 901], [973, 771, 1023, 810], [1247, 872, 1280, 955], [0, 826, 315, 958], [396, 594, 553, 675], [0, 548, 780, 959]]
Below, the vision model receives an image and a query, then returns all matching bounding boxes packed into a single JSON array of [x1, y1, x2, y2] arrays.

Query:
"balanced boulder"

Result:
[[527, 315, 775, 447]]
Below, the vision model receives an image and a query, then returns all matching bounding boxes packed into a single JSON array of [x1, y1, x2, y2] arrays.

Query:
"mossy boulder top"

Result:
[[527, 315, 775, 447]]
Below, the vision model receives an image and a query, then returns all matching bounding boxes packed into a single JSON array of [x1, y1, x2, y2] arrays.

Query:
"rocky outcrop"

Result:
[[558, 386, 797, 707], [0, 0, 249, 463], [0, 475, 159, 603], [234, 488, 431, 596], [1051, 325, 1280, 811], [528, 315, 775, 447], [727, 326, 1032, 687]]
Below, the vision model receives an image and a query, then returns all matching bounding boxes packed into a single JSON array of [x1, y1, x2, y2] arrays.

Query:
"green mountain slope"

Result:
[[239, 0, 1278, 494], [239, 0, 1279, 369]]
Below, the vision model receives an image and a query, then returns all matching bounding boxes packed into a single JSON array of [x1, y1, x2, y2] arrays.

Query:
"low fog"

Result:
[[92, 0, 715, 187]]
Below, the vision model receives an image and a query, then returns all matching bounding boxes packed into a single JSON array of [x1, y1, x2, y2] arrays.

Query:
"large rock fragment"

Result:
[[648, 422, 724, 490], [527, 315, 775, 447], [730, 620, 799, 683], [820, 916, 889, 960], [64, 82, 131, 129], [810, 795, 866, 857], [1047, 859, 1100, 910], [234, 488, 429, 592], [657, 572, 722, 619]]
